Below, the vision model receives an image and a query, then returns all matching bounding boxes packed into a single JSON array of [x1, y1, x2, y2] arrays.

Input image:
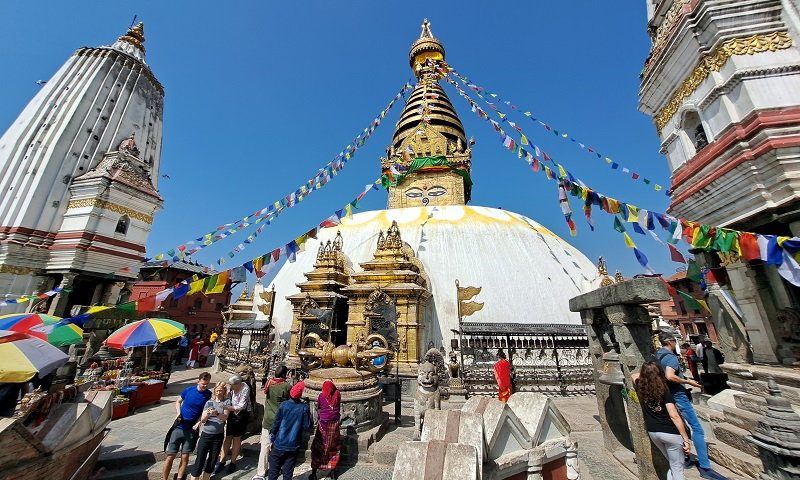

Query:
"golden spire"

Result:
[[409, 18, 445, 71], [118, 22, 145, 52]]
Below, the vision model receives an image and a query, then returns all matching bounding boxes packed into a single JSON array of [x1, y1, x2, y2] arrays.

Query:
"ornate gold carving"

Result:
[[655, 31, 793, 131], [717, 251, 742, 267], [0, 264, 38, 275], [377, 221, 403, 250], [643, 0, 690, 75], [118, 22, 145, 52], [67, 198, 153, 224], [614, 271, 625, 283]]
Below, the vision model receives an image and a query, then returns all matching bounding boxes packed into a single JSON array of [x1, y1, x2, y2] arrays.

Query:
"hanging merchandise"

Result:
[[446, 66, 668, 195], [149, 82, 413, 267]]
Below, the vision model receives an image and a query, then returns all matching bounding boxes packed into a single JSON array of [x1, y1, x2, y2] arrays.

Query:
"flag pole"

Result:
[[456, 279, 465, 395]]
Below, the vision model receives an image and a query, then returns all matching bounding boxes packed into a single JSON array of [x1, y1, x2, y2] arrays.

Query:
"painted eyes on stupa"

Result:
[[405, 188, 424, 199], [428, 186, 446, 197]]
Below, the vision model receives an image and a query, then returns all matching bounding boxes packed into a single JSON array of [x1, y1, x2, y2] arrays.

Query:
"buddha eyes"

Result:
[[428, 186, 446, 197], [405, 188, 424, 198]]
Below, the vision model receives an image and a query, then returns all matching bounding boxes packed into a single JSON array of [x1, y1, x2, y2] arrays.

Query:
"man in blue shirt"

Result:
[[163, 372, 212, 480], [268, 381, 312, 480], [656, 332, 727, 480]]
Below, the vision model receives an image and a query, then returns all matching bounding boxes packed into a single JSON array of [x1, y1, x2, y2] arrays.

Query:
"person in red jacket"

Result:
[[493, 349, 513, 402]]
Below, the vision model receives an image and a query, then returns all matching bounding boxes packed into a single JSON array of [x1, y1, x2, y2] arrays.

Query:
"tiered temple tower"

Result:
[[0, 23, 164, 315], [639, 1, 800, 365], [381, 19, 473, 209]]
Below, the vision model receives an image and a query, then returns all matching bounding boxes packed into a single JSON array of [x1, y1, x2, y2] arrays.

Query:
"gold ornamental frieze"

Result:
[[67, 198, 153, 224], [655, 31, 793, 132]]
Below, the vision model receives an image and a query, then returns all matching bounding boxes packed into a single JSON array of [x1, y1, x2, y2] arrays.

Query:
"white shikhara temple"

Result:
[[0, 24, 164, 315]]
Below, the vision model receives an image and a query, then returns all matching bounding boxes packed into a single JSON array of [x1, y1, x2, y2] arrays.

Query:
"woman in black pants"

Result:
[[189, 382, 230, 480]]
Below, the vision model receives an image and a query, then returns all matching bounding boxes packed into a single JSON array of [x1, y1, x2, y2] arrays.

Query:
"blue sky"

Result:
[[0, 1, 685, 283]]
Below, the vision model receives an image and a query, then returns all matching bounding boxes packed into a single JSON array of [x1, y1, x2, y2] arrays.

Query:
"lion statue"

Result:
[[413, 360, 441, 440]]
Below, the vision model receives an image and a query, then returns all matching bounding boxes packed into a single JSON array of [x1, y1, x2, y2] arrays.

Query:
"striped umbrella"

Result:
[[106, 318, 186, 350], [30, 320, 84, 347], [0, 313, 62, 337], [0, 330, 70, 382]]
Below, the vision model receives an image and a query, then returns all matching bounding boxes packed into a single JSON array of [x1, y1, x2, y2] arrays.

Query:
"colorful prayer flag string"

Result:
[[446, 66, 669, 195], [149, 81, 414, 267]]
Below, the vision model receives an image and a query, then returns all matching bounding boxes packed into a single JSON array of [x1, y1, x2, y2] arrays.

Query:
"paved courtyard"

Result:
[[95, 360, 739, 480]]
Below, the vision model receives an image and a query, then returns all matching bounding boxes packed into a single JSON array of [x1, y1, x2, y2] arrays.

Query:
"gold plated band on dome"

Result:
[[67, 198, 153, 224], [654, 31, 793, 132]]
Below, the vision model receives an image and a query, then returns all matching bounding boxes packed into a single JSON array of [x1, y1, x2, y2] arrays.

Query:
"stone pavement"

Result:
[[94, 363, 742, 479]]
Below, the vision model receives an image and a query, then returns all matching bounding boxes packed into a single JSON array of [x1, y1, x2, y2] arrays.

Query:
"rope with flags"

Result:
[[443, 62, 800, 288], [447, 66, 668, 195], [53, 180, 382, 320], [148, 81, 413, 267]]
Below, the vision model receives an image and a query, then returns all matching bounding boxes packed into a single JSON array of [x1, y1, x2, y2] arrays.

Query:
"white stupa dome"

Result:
[[267, 205, 598, 349]]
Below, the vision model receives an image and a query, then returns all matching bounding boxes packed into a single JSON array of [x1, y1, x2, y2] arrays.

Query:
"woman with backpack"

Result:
[[632, 361, 692, 480]]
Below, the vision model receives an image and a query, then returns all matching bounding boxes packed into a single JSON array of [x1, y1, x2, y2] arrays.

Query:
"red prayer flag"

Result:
[[740, 232, 760, 261], [668, 244, 686, 263], [136, 296, 157, 313]]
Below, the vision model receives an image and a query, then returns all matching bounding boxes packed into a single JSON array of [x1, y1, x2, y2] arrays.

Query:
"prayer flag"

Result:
[[136, 296, 156, 313], [117, 301, 137, 313], [155, 288, 173, 302], [623, 232, 636, 248], [520, 134, 529, 145], [205, 271, 229, 294], [778, 249, 800, 286], [739, 233, 760, 261], [173, 282, 190, 300], [686, 260, 703, 282], [613, 216, 626, 233], [757, 235, 783, 265], [634, 248, 655, 274], [230, 266, 247, 283], [677, 291, 703, 312], [668, 244, 686, 263], [631, 221, 645, 235], [87, 306, 111, 314]]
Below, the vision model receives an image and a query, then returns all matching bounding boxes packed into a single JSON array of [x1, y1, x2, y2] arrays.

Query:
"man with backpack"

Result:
[[656, 332, 727, 480]]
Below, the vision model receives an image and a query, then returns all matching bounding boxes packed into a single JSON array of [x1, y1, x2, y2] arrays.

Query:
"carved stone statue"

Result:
[[448, 349, 460, 379], [413, 360, 441, 440]]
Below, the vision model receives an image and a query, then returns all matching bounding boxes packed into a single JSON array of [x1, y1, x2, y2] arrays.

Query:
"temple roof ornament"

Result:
[[118, 133, 140, 158], [118, 22, 145, 52], [409, 19, 445, 70], [377, 221, 404, 250]]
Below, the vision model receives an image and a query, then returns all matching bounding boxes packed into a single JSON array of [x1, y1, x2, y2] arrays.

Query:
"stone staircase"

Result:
[[693, 362, 800, 478]]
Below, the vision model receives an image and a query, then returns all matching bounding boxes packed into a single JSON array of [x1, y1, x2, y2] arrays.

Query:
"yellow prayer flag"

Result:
[[87, 306, 111, 314], [627, 205, 639, 223], [697, 299, 711, 313], [520, 134, 529, 146], [623, 232, 636, 248], [605, 157, 613, 164], [344, 204, 353, 218], [607, 198, 620, 214], [557, 165, 567, 178], [188, 278, 206, 296], [654, 185, 663, 191], [497, 112, 506, 119]]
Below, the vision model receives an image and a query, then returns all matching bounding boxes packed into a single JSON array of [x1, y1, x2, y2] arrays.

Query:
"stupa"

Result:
[[268, 20, 598, 381]]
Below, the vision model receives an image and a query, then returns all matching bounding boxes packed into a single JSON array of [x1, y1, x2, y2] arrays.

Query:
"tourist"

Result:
[[214, 375, 251, 474], [267, 381, 312, 480], [694, 338, 706, 373], [189, 382, 230, 480], [632, 362, 692, 480], [656, 332, 728, 480], [493, 349, 513, 402], [176, 334, 189, 366], [198, 343, 210, 368], [252, 365, 291, 480], [681, 342, 700, 381], [310, 379, 342, 480], [163, 372, 212, 480], [701, 340, 727, 395], [187, 335, 201, 369]]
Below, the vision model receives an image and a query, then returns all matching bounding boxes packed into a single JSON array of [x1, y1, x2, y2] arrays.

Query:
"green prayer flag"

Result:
[[686, 260, 702, 283], [117, 301, 137, 313], [613, 216, 626, 233], [677, 290, 702, 311], [692, 224, 713, 249], [713, 229, 735, 253]]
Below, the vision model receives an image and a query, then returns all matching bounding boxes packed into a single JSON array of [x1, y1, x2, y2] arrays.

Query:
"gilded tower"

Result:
[[381, 20, 473, 209]]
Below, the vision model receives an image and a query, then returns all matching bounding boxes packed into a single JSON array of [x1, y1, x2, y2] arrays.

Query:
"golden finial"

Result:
[[614, 271, 625, 283], [118, 22, 145, 52], [597, 256, 608, 276], [420, 18, 433, 39]]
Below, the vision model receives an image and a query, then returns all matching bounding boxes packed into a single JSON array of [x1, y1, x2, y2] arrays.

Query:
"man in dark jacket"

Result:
[[251, 366, 291, 480], [701, 340, 727, 395], [268, 381, 312, 480]]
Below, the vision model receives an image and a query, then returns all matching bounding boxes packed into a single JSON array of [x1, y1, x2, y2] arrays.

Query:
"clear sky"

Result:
[[0, 1, 686, 285]]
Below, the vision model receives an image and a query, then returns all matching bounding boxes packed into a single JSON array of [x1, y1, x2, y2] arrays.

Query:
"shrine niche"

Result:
[[286, 232, 353, 368], [343, 220, 431, 377]]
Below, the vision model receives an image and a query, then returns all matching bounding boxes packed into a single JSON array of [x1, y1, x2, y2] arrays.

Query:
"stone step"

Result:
[[711, 422, 760, 458], [721, 406, 762, 433], [707, 441, 762, 479]]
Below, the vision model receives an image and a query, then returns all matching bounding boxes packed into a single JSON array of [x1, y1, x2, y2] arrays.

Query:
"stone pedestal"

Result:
[[303, 367, 384, 432], [570, 277, 671, 480], [748, 379, 800, 479]]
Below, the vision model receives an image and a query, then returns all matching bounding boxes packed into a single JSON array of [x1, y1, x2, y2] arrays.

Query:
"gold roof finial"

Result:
[[420, 18, 433, 39], [118, 22, 145, 52]]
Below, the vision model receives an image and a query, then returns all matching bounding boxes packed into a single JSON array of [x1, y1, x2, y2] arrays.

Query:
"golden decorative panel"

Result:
[[67, 198, 153, 224], [0, 264, 37, 275], [655, 31, 793, 132]]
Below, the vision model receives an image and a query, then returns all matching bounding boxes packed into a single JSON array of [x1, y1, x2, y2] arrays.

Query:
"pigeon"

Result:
[[35, 80, 47, 86], [161, 174, 170, 180]]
